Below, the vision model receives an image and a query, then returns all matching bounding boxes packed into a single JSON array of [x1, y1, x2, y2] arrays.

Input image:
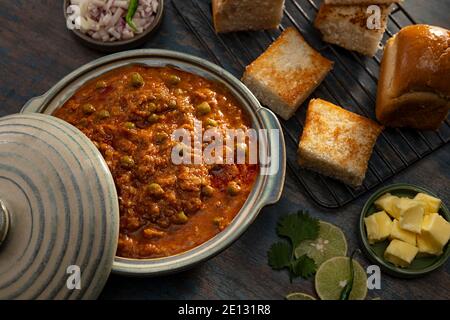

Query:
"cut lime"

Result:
[[294, 221, 347, 267], [286, 292, 316, 300], [315, 256, 367, 300]]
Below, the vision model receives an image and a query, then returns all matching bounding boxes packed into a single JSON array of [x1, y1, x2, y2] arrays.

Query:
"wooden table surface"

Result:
[[0, 0, 449, 300]]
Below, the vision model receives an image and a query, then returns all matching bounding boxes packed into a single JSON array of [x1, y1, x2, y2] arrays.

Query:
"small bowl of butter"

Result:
[[359, 183, 450, 278]]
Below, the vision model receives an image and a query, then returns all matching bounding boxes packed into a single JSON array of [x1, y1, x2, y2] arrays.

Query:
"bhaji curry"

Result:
[[54, 65, 258, 258]]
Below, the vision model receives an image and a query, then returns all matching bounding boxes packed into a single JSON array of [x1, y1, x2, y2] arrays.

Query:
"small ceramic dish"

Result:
[[63, 0, 164, 52], [359, 183, 450, 278]]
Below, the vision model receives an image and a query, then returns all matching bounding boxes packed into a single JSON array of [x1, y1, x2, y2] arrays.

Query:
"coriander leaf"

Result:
[[268, 211, 321, 282], [277, 211, 320, 248], [268, 242, 291, 270], [292, 255, 317, 279]]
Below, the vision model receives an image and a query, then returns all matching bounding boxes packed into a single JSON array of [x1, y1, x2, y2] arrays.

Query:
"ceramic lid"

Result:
[[0, 113, 119, 299]]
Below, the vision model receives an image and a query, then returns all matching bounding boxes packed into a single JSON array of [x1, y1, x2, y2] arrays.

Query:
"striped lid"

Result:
[[0, 114, 119, 300]]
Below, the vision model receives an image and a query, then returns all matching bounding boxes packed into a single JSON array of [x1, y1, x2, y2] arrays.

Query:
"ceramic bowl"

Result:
[[359, 183, 450, 278], [21, 49, 286, 276], [63, 0, 164, 52]]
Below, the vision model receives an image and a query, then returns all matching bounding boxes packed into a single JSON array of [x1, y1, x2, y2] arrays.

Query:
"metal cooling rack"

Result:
[[172, 0, 450, 208]]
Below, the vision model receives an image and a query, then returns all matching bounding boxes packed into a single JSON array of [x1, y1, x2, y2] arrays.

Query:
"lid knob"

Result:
[[0, 199, 10, 247]]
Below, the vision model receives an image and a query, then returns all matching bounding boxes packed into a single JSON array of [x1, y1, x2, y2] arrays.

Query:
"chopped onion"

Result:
[[67, 0, 159, 42]]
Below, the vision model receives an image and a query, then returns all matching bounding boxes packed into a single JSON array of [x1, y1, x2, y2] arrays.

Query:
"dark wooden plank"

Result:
[[0, 0, 449, 300]]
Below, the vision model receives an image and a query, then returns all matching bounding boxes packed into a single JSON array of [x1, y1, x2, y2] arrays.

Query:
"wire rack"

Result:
[[172, 0, 450, 208]]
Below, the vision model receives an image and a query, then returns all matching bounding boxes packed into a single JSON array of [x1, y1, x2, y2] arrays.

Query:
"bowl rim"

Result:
[[359, 183, 450, 278], [63, 0, 164, 48], [21, 49, 286, 276]]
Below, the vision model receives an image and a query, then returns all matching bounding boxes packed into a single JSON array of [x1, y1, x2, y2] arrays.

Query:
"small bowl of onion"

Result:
[[64, 0, 164, 52]]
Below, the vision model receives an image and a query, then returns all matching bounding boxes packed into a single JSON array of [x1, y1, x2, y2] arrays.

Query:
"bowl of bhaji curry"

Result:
[[21, 49, 285, 275]]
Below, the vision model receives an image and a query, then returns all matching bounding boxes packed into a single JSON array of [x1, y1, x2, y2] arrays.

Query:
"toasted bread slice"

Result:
[[314, 3, 393, 56], [212, 0, 285, 33], [298, 99, 383, 187], [325, 0, 400, 4], [242, 28, 333, 120]]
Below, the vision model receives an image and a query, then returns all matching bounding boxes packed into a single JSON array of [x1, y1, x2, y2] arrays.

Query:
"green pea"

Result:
[[82, 103, 96, 115], [97, 110, 110, 119], [78, 118, 88, 127], [148, 114, 160, 124], [95, 80, 108, 89], [146, 183, 164, 197], [123, 122, 135, 129], [155, 132, 168, 144], [130, 72, 144, 87], [213, 216, 224, 226], [226, 181, 241, 196], [196, 102, 211, 115], [147, 102, 157, 112], [235, 143, 248, 156], [148, 113, 160, 123], [176, 211, 188, 224], [168, 99, 177, 109], [205, 118, 218, 127], [168, 74, 181, 85], [201, 185, 214, 197], [120, 155, 134, 168]]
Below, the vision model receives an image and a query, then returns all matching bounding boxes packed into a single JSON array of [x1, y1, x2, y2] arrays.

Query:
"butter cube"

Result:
[[417, 234, 443, 256], [365, 211, 392, 244], [384, 239, 419, 267], [397, 199, 424, 234], [414, 193, 441, 214], [422, 213, 450, 249], [374, 193, 401, 219], [389, 219, 416, 246]]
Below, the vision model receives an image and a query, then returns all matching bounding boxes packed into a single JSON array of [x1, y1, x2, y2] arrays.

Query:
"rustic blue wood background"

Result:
[[0, 0, 449, 299]]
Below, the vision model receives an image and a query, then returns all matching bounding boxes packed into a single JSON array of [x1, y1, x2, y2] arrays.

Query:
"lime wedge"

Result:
[[315, 256, 367, 300], [286, 292, 316, 300], [294, 221, 347, 267]]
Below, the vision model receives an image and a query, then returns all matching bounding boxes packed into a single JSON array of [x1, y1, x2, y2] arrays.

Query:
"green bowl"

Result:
[[359, 183, 450, 278]]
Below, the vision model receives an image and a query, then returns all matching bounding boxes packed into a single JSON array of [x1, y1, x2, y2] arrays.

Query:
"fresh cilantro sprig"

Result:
[[268, 211, 320, 281]]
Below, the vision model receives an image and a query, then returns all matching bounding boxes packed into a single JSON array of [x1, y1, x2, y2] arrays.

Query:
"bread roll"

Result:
[[376, 25, 450, 130]]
